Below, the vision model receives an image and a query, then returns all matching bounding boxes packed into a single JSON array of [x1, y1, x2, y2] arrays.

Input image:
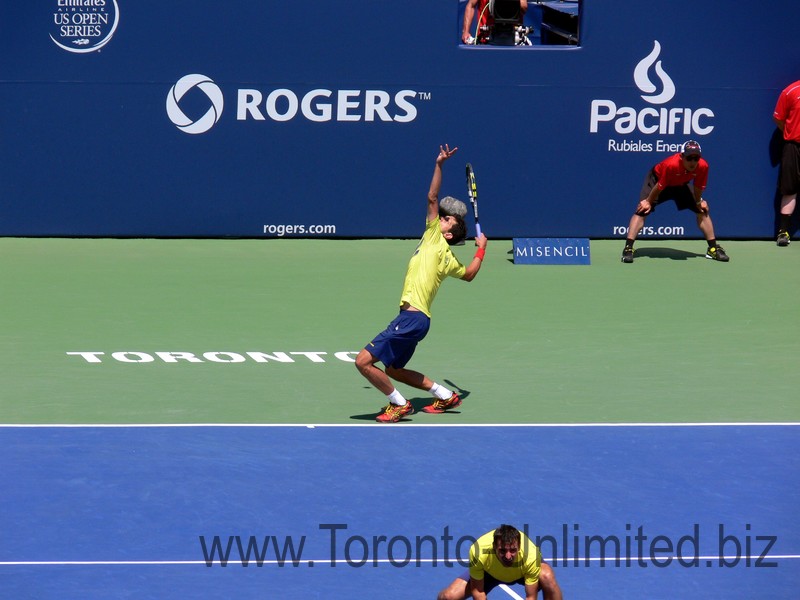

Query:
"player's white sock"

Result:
[[387, 389, 407, 406], [429, 382, 452, 400]]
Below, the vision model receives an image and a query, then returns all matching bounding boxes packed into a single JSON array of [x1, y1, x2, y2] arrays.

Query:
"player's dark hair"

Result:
[[493, 524, 521, 548], [447, 214, 467, 246]]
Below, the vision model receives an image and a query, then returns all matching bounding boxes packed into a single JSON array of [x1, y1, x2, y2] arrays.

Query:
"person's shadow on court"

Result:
[[632, 247, 704, 260], [350, 380, 471, 422]]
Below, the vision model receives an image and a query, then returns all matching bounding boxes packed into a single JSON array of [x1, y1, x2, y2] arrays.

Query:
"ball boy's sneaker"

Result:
[[706, 245, 730, 262], [621, 247, 634, 263]]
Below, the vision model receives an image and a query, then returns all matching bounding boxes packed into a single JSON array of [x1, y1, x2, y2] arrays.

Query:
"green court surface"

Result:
[[1, 238, 797, 424]]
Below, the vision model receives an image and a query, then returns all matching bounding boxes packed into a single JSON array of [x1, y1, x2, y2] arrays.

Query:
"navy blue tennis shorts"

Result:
[[456, 569, 524, 593], [639, 169, 701, 213], [365, 310, 430, 369]]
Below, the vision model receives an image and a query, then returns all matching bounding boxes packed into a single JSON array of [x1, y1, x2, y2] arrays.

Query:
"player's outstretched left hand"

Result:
[[437, 144, 458, 165]]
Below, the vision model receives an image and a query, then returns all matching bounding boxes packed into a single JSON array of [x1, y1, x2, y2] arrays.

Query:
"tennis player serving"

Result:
[[355, 144, 488, 423]]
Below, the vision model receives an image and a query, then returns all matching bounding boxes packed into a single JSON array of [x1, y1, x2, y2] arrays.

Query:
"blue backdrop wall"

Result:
[[1, 1, 798, 238]]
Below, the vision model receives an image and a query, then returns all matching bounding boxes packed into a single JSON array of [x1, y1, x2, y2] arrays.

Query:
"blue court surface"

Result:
[[2, 425, 798, 599]]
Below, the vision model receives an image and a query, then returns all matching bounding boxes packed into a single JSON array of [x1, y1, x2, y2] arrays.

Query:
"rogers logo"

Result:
[[166, 74, 425, 134], [235, 88, 419, 123], [166, 74, 224, 135], [589, 40, 714, 137]]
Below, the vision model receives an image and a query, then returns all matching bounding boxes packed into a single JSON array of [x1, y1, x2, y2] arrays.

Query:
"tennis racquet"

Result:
[[465, 163, 482, 238]]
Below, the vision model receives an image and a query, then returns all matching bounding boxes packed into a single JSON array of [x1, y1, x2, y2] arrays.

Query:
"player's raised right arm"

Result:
[[462, 234, 487, 282]]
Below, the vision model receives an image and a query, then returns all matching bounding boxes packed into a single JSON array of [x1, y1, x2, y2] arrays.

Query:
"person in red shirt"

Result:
[[462, 0, 527, 45], [773, 80, 800, 246], [621, 140, 729, 263]]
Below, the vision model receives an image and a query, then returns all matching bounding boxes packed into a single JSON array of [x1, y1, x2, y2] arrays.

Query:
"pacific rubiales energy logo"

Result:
[[589, 40, 715, 152], [50, 0, 120, 54]]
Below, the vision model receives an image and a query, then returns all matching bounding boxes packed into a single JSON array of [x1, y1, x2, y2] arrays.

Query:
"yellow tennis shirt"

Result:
[[399, 218, 466, 317], [469, 530, 541, 585]]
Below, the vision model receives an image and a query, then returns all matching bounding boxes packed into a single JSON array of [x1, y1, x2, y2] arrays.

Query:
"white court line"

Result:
[[499, 584, 525, 600], [3, 555, 799, 566], [1, 422, 799, 428]]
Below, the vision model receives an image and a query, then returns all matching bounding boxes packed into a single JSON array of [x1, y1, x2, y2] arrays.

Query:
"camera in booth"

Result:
[[490, 0, 521, 45]]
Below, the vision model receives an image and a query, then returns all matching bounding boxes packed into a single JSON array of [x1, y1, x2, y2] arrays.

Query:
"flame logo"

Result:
[[633, 40, 675, 105]]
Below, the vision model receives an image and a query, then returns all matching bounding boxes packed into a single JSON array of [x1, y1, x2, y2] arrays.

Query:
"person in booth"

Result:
[[462, 0, 528, 45]]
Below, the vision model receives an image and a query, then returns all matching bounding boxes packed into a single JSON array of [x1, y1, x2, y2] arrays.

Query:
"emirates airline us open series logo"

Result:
[[590, 40, 714, 152], [50, 0, 120, 54]]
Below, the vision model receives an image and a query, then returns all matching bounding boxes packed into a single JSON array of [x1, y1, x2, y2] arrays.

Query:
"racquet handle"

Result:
[[475, 223, 482, 238]]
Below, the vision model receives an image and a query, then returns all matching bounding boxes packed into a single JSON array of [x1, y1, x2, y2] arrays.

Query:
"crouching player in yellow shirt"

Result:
[[355, 144, 487, 423], [436, 525, 563, 600]]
